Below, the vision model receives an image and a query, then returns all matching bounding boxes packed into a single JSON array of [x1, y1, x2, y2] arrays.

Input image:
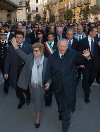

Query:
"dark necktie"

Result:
[[61, 54, 64, 59], [68, 41, 72, 50], [1, 41, 5, 44], [91, 39, 94, 57], [18, 44, 21, 48], [79, 35, 82, 40]]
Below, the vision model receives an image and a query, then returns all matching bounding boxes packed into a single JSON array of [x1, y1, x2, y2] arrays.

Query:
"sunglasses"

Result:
[[37, 32, 41, 35], [35, 27, 39, 28], [33, 50, 39, 53]]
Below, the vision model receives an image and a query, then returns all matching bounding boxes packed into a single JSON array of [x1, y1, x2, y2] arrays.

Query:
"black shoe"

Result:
[[35, 123, 40, 128], [59, 114, 62, 121], [4, 90, 8, 94], [17, 102, 25, 109], [84, 97, 90, 103], [26, 99, 30, 105]]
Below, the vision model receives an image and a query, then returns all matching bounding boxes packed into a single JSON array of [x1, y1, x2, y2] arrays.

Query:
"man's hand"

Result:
[[11, 37, 18, 49], [82, 49, 90, 57], [4, 74, 8, 80], [77, 65, 85, 68], [98, 41, 100, 46], [45, 83, 50, 90]]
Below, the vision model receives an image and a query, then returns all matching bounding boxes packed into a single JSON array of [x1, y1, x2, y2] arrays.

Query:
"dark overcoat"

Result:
[[4, 42, 32, 88], [44, 49, 85, 112]]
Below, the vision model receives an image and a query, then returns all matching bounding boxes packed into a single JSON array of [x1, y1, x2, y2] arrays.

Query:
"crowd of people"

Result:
[[0, 20, 100, 132]]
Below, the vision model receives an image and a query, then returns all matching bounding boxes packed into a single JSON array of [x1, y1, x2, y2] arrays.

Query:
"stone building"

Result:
[[0, 0, 19, 23]]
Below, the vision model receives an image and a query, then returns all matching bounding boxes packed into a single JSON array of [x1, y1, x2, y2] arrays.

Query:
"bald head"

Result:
[[77, 25, 83, 34], [56, 27, 63, 36]]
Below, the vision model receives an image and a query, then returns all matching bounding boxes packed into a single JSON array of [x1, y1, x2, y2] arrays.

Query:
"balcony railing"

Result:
[[9, 0, 19, 6], [77, 1, 84, 7], [84, 0, 91, 5]]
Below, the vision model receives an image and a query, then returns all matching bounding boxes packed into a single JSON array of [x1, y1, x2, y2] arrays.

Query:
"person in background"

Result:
[[4, 31, 32, 109], [0, 28, 10, 93]]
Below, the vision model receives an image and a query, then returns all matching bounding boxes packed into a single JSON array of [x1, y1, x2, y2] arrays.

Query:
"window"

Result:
[[36, 7, 38, 12], [36, 0, 38, 3]]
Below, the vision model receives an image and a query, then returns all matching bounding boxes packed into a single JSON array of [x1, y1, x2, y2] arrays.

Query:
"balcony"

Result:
[[77, 1, 84, 7], [0, 0, 19, 11], [71, 3, 77, 9], [84, 0, 91, 5]]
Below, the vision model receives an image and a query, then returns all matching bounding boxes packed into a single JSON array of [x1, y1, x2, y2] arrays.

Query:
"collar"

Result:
[[0, 39, 8, 43], [88, 36, 94, 42], [17, 42, 23, 47], [68, 39, 73, 44], [48, 41, 54, 44], [59, 53, 64, 58]]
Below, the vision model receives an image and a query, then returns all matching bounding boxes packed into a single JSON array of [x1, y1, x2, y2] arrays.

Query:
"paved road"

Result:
[[0, 81, 100, 132]]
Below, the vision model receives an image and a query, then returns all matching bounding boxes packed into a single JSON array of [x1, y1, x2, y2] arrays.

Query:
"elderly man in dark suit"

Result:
[[55, 27, 66, 43], [79, 26, 100, 103], [66, 29, 79, 50], [44, 39, 90, 132], [4, 31, 32, 109]]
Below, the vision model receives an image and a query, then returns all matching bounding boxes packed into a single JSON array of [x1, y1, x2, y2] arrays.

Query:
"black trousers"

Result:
[[16, 86, 30, 104], [0, 65, 9, 92], [16, 65, 30, 104], [82, 62, 97, 95]]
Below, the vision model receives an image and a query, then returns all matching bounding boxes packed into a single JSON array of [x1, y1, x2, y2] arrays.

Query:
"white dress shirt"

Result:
[[68, 39, 73, 45], [88, 36, 94, 51]]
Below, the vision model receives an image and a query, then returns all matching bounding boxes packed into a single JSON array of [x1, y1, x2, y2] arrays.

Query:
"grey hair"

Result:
[[66, 29, 74, 35], [56, 27, 63, 31], [57, 38, 68, 46]]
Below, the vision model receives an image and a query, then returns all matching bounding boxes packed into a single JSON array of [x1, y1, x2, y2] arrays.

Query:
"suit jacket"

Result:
[[28, 30, 37, 44], [24, 36, 32, 44], [44, 50, 85, 112], [54, 33, 66, 43], [0, 40, 11, 66], [74, 32, 87, 41], [66, 38, 79, 51], [4, 42, 32, 88], [79, 37, 100, 70], [44, 41, 57, 58], [14, 48, 48, 90]]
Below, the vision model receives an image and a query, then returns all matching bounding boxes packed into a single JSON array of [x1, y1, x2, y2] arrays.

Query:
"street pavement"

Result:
[[0, 81, 100, 132]]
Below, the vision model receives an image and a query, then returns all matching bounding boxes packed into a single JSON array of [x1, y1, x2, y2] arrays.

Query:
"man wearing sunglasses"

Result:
[[28, 23, 39, 44]]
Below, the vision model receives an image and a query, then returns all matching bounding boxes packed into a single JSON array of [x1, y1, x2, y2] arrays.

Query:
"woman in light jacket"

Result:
[[11, 38, 50, 128]]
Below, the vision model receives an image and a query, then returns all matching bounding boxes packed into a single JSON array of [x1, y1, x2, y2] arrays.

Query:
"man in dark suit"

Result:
[[22, 28, 31, 44], [55, 27, 66, 42], [28, 24, 39, 44], [44, 39, 90, 132], [4, 31, 32, 109], [44, 32, 57, 106], [0, 29, 10, 93], [79, 26, 100, 103], [66, 29, 79, 51]]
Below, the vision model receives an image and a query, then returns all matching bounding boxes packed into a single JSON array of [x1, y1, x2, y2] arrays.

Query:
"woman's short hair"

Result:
[[36, 29, 44, 36], [32, 43, 44, 54]]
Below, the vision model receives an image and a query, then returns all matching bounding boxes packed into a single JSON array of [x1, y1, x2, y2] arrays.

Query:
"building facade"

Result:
[[0, 0, 19, 23], [27, 0, 47, 21], [16, 0, 27, 21]]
